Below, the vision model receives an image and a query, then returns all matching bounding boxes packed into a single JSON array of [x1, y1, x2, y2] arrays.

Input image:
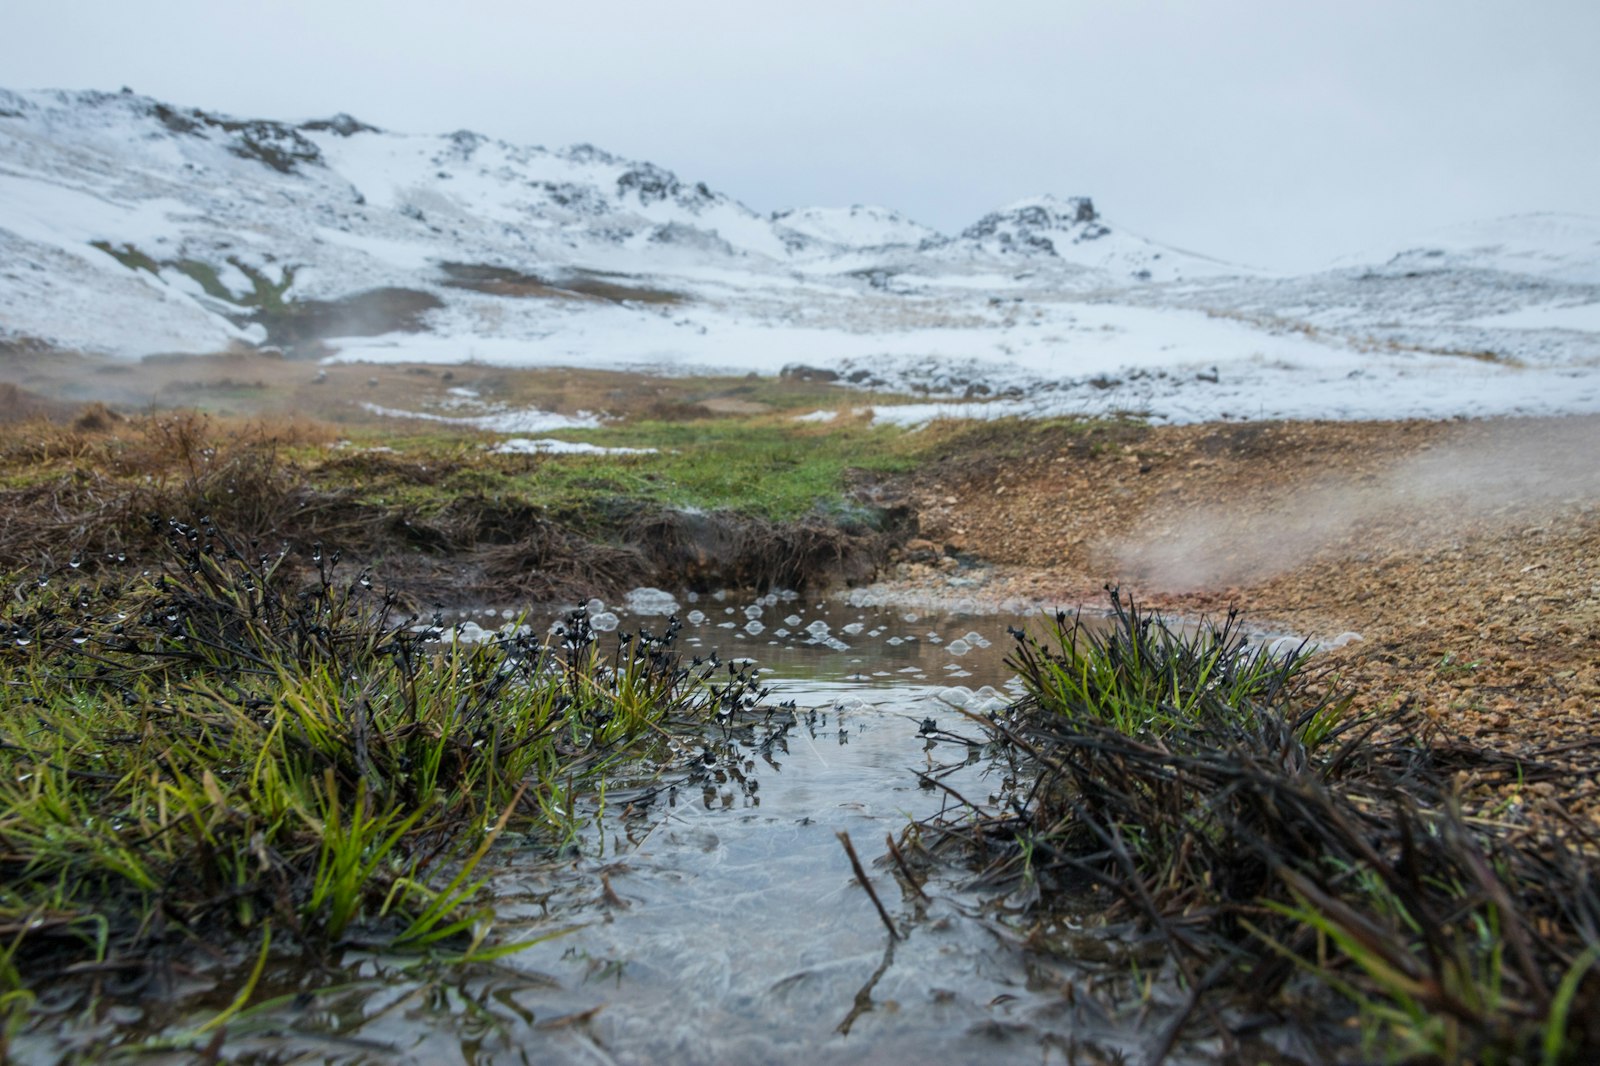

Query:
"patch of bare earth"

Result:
[[872, 415, 1600, 828]]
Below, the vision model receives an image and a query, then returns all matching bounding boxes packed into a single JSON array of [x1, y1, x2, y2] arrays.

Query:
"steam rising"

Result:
[[1110, 417, 1600, 592]]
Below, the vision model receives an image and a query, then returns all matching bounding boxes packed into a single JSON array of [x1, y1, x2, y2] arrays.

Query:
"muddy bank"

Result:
[[362, 501, 908, 607], [0, 473, 907, 609]]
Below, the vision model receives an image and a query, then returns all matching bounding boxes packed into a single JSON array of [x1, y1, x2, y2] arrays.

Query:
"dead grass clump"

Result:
[[0, 413, 363, 571], [480, 534, 650, 603], [70, 402, 125, 433]]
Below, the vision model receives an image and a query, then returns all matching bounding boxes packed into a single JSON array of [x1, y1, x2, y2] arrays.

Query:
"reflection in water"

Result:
[[443, 596, 1134, 1063], [26, 599, 1183, 1064]]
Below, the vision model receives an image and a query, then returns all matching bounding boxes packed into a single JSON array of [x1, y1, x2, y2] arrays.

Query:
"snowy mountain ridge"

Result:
[[1, 86, 1598, 425]]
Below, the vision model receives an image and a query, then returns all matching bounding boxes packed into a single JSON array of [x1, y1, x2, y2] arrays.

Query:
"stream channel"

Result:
[[49, 592, 1283, 1065]]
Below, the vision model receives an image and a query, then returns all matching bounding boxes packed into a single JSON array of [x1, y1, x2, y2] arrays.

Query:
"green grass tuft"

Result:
[[0, 516, 764, 1015]]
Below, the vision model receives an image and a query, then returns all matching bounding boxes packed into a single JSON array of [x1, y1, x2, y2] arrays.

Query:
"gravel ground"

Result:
[[857, 414, 1600, 827]]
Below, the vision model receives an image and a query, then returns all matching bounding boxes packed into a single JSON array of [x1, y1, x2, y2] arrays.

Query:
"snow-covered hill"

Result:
[[1, 86, 1597, 423], [1340, 213, 1600, 286], [928, 195, 1244, 282]]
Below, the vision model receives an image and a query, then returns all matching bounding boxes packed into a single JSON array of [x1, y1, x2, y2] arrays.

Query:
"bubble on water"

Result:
[[805, 620, 831, 637], [744, 605, 763, 620], [947, 668, 972, 678], [898, 667, 924, 675], [778, 589, 799, 602], [718, 621, 735, 629], [712, 589, 728, 602], [625, 587, 680, 616], [841, 622, 864, 636], [759, 593, 778, 607], [885, 637, 904, 646], [784, 614, 803, 628], [965, 631, 991, 647], [744, 620, 765, 636], [687, 610, 707, 625], [590, 611, 620, 632], [774, 628, 789, 638], [969, 685, 1009, 713], [586, 598, 605, 615], [902, 612, 920, 623], [501, 608, 515, 619], [685, 591, 699, 603], [945, 639, 971, 656]]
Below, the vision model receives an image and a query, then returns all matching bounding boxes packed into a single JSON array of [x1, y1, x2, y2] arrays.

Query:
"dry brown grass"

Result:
[[0, 411, 355, 568]]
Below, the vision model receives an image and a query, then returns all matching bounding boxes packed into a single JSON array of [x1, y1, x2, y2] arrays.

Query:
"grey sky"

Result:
[[7, 0, 1598, 270]]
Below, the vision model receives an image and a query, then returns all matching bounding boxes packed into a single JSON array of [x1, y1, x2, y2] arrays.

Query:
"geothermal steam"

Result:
[[1109, 416, 1600, 592]]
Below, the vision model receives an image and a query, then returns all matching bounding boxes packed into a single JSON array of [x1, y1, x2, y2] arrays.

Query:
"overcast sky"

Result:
[[7, 0, 1597, 270]]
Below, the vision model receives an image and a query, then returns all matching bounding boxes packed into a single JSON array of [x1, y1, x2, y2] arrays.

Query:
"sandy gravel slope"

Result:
[[864, 415, 1600, 825]]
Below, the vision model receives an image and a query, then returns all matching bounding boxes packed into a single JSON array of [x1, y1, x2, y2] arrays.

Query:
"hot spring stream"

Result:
[[46, 593, 1284, 1065]]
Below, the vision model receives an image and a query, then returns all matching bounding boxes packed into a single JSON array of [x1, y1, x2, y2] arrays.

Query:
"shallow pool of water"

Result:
[[27, 599, 1247, 1064], [389, 598, 1143, 1062]]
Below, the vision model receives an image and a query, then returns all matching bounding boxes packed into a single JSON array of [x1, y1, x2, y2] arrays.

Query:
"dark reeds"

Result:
[[916, 590, 1600, 1063]]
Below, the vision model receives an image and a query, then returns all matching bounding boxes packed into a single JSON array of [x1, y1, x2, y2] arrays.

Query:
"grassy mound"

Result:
[[0, 409, 913, 603]]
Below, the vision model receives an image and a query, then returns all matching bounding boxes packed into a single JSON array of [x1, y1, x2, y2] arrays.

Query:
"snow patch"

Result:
[[494, 438, 656, 455]]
